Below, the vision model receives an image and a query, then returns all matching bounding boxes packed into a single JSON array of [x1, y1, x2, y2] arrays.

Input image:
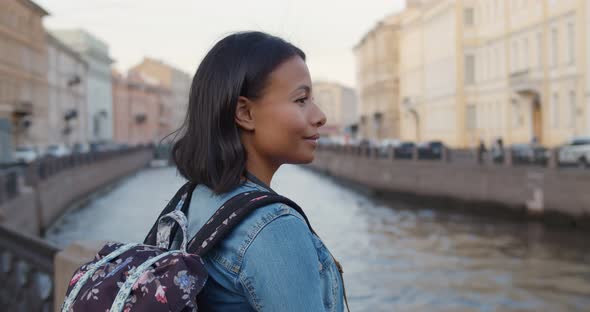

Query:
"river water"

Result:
[[45, 165, 590, 311]]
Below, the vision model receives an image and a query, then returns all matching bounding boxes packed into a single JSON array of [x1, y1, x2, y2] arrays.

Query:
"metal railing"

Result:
[[0, 144, 155, 311], [0, 146, 153, 206], [0, 167, 20, 205], [316, 143, 575, 170], [31, 145, 149, 182], [0, 224, 59, 311]]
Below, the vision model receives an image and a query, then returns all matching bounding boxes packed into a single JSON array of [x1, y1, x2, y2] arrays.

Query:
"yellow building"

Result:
[[313, 81, 357, 138], [0, 0, 48, 151], [464, 0, 588, 148], [394, 0, 589, 148], [398, 0, 469, 146], [354, 12, 403, 141]]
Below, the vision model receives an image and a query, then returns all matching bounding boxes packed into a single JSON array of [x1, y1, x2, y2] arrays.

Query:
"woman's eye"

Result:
[[295, 97, 308, 104]]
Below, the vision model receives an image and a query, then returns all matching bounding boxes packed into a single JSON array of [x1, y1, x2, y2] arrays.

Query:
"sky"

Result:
[[36, 0, 406, 88]]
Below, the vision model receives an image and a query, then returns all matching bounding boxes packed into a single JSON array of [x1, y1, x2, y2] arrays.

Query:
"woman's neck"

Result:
[[244, 157, 278, 187]]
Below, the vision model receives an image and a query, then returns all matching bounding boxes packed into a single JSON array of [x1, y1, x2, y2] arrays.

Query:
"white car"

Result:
[[45, 144, 71, 158], [13, 146, 39, 164], [558, 137, 590, 168]]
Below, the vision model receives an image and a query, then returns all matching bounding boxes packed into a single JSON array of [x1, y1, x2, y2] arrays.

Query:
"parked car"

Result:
[[394, 142, 416, 159], [45, 144, 71, 158], [377, 139, 401, 157], [71, 142, 90, 154], [13, 146, 39, 164], [417, 141, 445, 160], [558, 136, 590, 168], [358, 138, 378, 148], [509, 143, 549, 165], [90, 142, 122, 152]]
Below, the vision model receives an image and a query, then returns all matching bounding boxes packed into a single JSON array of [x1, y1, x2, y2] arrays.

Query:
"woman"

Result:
[[170, 31, 348, 311]]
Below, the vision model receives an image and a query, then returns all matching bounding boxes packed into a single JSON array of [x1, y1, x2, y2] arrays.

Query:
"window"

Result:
[[512, 101, 521, 127], [569, 91, 576, 127], [496, 101, 502, 130], [512, 42, 517, 71], [568, 22, 575, 64], [513, 41, 522, 71], [551, 27, 558, 67], [552, 93, 560, 127], [487, 103, 493, 129], [495, 47, 500, 78], [483, 49, 488, 80], [523, 38, 529, 70], [537, 32, 543, 68], [467, 105, 476, 129], [488, 47, 493, 79], [465, 54, 476, 85], [464, 8, 474, 26]]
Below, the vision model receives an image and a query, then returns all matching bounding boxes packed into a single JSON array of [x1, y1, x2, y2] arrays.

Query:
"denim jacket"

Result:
[[183, 177, 345, 311]]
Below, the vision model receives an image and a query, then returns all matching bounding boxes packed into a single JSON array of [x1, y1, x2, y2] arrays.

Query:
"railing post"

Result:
[[441, 147, 450, 162], [504, 149, 513, 167], [54, 240, 106, 312], [547, 148, 559, 169], [0, 174, 6, 205]]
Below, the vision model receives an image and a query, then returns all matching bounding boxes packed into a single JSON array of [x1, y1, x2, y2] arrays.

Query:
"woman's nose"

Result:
[[312, 102, 327, 127]]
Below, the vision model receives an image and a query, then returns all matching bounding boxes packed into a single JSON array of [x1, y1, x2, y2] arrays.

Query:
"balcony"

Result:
[[509, 69, 540, 94]]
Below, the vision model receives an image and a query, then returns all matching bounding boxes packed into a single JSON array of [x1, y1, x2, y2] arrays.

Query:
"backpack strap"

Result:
[[186, 191, 316, 256], [143, 181, 196, 248], [146, 185, 350, 312], [185, 190, 351, 312]]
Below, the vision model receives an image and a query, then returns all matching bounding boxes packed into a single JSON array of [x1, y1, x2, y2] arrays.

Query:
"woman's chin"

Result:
[[288, 153, 315, 165], [301, 153, 315, 164]]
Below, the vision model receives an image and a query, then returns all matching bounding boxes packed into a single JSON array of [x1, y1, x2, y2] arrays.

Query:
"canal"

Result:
[[45, 165, 590, 311]]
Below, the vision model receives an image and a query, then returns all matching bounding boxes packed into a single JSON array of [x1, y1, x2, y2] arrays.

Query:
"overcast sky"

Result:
[[36, 0, 405, 88]]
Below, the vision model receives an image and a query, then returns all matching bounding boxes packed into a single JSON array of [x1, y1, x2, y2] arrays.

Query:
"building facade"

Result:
[[112, 70, 172, 145], [464, 0, 588, 147], [393, 0, 589, 148], [46, 32, 88, 148], [313, 81, 358, 138], [130, 58, 191, 137], [52, 29, 114, 144], [354, 13, 402, 141], [0, 0, 48, 155]]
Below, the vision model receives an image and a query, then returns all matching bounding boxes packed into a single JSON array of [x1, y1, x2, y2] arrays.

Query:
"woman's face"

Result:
[[248, 56, 327, 166]]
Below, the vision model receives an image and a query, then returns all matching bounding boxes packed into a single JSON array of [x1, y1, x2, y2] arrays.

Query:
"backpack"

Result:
[[60, 182, 348, 312]]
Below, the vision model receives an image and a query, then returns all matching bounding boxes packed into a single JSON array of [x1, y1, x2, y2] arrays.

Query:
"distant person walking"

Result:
[[477, 139, 487, 164], [492, 138, 505, 164]]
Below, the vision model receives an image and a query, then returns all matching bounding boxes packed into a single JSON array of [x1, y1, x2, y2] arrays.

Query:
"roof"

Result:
[[18, 0, 49, 16]]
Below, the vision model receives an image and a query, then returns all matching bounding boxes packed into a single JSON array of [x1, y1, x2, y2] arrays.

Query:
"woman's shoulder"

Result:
[[232, 201, 315, 264], [220, 180, 309, 231], [207, 195, 312, 270], [231, 202, 309, 250]]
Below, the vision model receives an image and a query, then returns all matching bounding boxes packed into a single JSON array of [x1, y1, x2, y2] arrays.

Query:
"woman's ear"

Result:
[[235, 96, 255, 131]]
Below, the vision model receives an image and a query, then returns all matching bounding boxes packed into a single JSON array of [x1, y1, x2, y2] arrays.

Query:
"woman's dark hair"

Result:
[[170, 31, 305, 194]]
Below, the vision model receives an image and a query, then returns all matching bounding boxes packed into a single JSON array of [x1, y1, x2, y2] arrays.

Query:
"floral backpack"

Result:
[[60, 182, 330, 312]]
